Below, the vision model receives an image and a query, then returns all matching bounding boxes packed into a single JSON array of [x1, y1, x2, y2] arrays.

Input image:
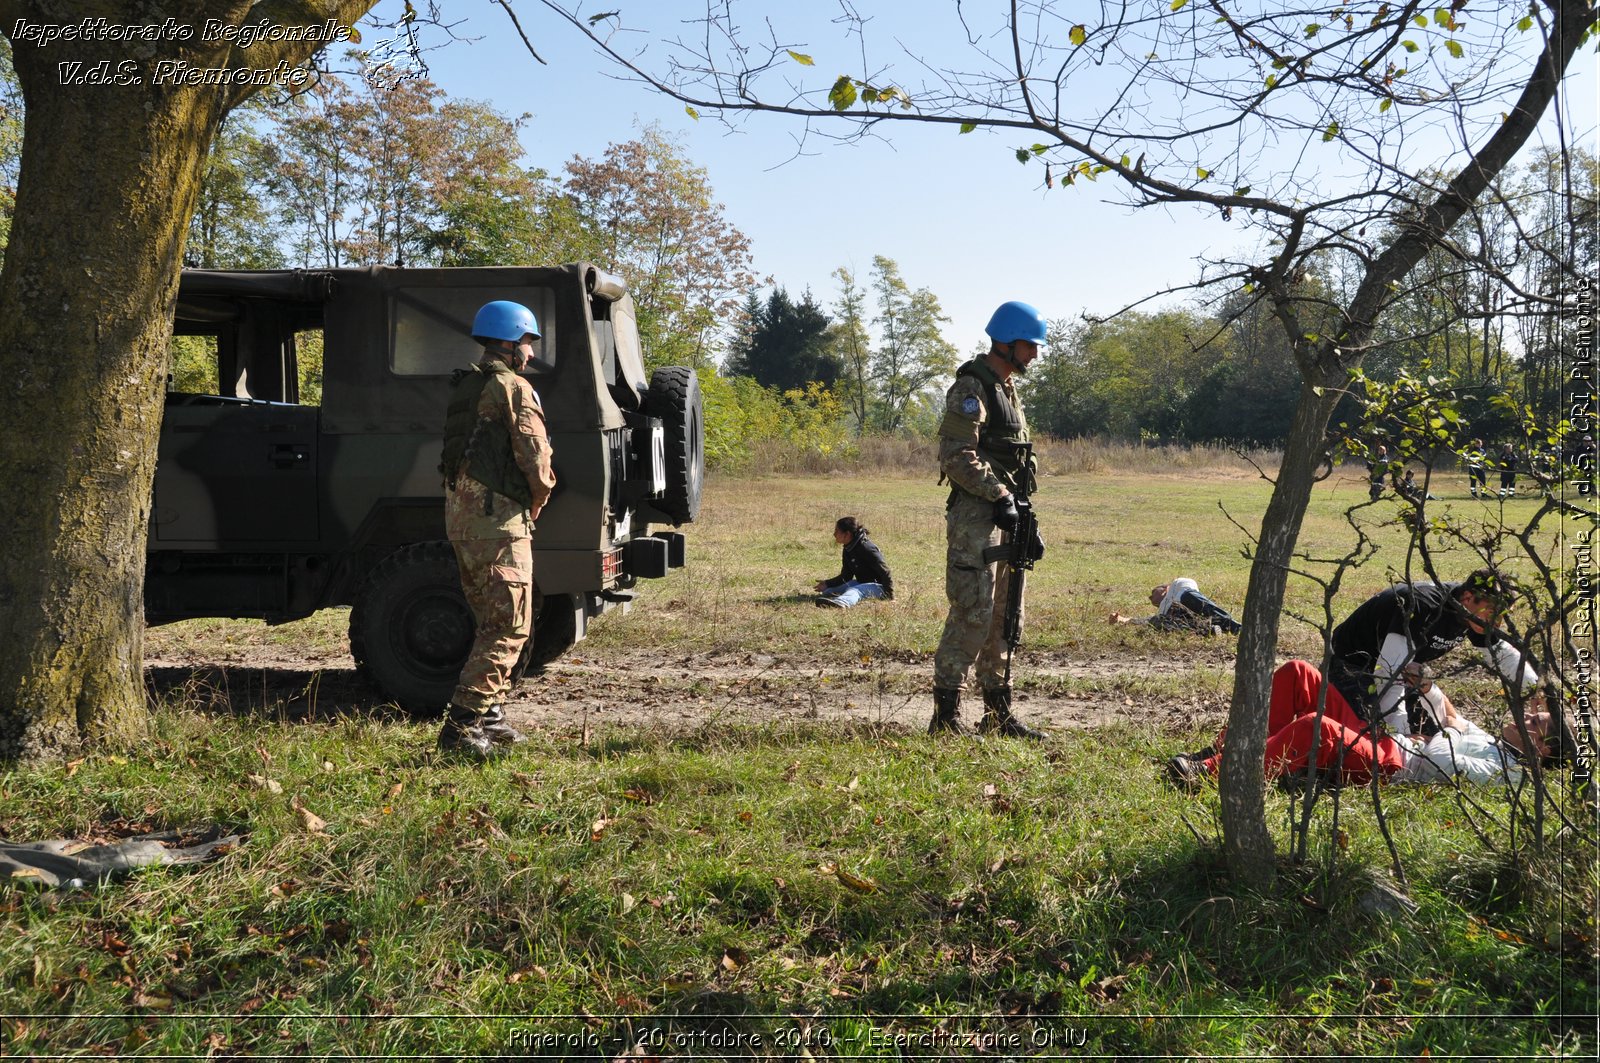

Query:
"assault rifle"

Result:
[[983, 462, 1046, 686]]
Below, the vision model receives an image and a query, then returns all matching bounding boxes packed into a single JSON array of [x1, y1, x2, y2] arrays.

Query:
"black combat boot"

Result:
[[928, 687, 969, 736], [478, 705, 527, 746], [978, 686, 1046, 741], [437, 704, 496, 761]]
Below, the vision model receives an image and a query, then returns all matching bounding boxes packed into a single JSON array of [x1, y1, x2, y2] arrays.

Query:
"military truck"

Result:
[[146, 264, 702, 714]]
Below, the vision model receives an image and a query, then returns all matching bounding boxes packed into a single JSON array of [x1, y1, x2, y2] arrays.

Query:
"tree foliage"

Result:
[[561, 125, 759, 369], [723, 285, 839, 392], [867, 255, 957, 434], [828, 266, 875, 434], [186, 101, 283, 270]]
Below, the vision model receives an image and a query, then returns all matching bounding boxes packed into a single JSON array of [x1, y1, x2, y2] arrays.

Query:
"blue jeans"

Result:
[[822, 581, 887, 607]]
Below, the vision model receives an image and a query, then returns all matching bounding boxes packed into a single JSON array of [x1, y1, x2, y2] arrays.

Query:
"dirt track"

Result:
[[144, 643, 1235, 739]]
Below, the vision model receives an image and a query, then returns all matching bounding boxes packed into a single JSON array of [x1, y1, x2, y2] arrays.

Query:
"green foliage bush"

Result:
[[699, 370, 854, 472]]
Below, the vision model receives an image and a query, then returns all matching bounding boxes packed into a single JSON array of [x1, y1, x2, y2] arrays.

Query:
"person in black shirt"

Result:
[[1328, 568, 1538, 738], [1367, 444, 1390, 502], [1497, 442, 1518, 497], [814, 516, 894, 608]]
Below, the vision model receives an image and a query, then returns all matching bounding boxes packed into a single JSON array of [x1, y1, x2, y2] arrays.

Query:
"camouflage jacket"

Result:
[[444, 356, 555, 541]]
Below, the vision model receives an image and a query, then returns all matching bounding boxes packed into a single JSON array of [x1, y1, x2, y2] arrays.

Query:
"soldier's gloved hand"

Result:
[[992, 495, 1019, 533]]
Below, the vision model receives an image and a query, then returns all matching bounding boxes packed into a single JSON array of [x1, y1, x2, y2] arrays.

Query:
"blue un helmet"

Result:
[[471, 300, 540, 343], [984, 301, 1048, 347]]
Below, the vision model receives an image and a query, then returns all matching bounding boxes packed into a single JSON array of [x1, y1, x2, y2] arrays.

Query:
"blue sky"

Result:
[[358, 0, 1597, 355]]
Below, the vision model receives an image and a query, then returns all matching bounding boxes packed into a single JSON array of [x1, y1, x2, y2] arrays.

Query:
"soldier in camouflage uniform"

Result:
[[437, 301, 557, 759], [930, 301, 1049, 740]]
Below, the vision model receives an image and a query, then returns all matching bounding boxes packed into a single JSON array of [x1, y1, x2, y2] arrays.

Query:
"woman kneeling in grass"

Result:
[[814, 516, 894, 609]]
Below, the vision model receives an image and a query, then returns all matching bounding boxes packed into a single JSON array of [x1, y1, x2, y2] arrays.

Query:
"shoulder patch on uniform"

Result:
[[961, 396, 981, 415]]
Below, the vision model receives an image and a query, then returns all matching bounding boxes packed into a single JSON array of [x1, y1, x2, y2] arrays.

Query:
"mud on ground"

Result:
[[144, 642, 1235, 742]]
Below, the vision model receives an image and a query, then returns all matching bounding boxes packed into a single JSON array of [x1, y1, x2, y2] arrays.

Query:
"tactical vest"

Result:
[[954, 358, 1036, 497], [439, 360, 533, 509]]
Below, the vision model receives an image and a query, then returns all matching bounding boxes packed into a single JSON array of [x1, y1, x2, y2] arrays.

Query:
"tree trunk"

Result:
[[0, 1, 375, 761], [1219, 370, 1341, 888], [0, 40, 225, 759]]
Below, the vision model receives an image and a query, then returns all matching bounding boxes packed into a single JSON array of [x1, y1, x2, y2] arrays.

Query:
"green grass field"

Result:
[[6, 464, 1593, 1059]]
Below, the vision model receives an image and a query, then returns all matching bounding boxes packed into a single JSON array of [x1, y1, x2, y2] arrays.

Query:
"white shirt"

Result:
[[1157, 578, 1199, 615], [1390, 717, 1524, 786]]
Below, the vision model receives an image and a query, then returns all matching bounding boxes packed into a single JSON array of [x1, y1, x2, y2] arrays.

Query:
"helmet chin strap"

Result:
[[491, 340, 529, 372], [1001, 342, 1028, 374]]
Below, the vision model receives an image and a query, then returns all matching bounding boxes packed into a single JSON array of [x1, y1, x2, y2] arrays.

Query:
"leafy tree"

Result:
[[270, 63, 535, 269], [723, 286, 838, 392], [0, 1, 380, 762], [546, 0, 1596, 885], [828, 266, 874, 434], [868, 255, 956, 434], [1505, 149, 1599, 423], [1026, 309, 1216, 440], [186, 101, 284, 269], [562, 126, 759, 369], [272, 74, 366, 267]]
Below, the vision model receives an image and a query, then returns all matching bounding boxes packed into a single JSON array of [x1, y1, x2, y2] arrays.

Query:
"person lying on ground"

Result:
[[813, 515, 894, 609], [1165, 659, 1562, 792], [1108, 577, 1242, 635]]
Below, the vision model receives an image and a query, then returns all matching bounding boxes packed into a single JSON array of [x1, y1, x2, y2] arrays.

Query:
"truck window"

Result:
[[167, 294, 319, 404], [390, 286, 558, 376], [296, 329, 325, 405], [168, 335, 221, 394]]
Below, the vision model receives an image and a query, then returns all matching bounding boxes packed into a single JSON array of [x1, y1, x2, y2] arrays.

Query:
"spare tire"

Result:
[[645, 366, 704, 525], [349, 542, 539, 717]]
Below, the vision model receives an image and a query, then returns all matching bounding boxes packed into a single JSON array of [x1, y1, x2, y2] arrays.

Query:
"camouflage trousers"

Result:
[[449, 535, 534, 711], [934, 492, 1021, 691]]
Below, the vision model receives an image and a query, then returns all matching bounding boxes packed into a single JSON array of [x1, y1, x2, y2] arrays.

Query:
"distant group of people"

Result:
[[436, 296, 1570, 800], [1368, 434, 1596, 504]]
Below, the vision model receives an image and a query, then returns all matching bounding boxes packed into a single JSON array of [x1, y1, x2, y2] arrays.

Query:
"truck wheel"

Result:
[[350, 542, 542, 717], [646, 366, 704, 525]]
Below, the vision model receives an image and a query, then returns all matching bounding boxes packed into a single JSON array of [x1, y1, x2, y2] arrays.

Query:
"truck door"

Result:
[[153, 399, 320, 546]]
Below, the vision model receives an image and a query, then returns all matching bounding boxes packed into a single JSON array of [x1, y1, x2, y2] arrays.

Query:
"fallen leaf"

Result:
[[388, 782, 404, 799], [737, 810, 753, 824], [246, 774, 282, 794], [1086, 973, 1129, 1002], [621, 892, 637, 914], [132, 989, 174, 1010], [720, 946, 750, 971], [64, 758, 84, 778], [292, 800, 327, 833], [833, 868, 878, 895], [590, 817, 612, 841], [321, 760, 334, 773]]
